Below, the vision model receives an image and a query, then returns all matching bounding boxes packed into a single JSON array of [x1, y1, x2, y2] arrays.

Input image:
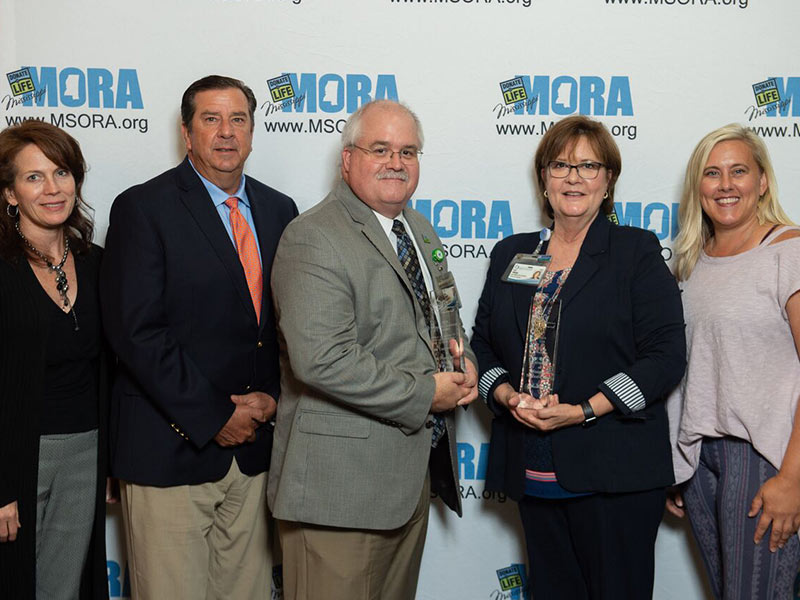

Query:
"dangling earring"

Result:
[[603, 191, 609, 199], [543, 191, 549, 198], [6, 204, 18, 218]]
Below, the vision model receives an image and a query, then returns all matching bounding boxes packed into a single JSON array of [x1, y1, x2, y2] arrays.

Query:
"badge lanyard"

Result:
[[500, 228, 552, 286]]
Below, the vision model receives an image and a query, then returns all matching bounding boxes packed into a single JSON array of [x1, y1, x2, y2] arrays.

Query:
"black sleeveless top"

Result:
[[25, 252, 100, 435]]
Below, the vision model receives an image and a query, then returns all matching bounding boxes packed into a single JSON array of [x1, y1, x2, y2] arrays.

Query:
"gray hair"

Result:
[[340, 100, 424, 150]]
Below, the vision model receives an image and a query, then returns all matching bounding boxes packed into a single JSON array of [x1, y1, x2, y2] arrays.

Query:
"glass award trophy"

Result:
[[431, 291, 464, 373], [518, 298, 561, 409]]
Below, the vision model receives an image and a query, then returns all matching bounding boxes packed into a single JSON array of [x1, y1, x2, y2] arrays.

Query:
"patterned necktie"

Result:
[[392, 219, 447, 447], [225, 197, 262, 324]]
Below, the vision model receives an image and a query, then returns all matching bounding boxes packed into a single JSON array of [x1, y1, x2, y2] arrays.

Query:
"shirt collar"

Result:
[[188, 158, 248, 208], [372, 209, 408, 241]]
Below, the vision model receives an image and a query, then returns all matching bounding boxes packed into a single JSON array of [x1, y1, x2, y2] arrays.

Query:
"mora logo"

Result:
[[13, 67, 143, 109], [454, 442, 506, 502], [458, 442, 489, 480], [509, 75, 633, 116], [615, 202, 679, 241], [107, 560, 131, 598], [409, 199, 513, 240], [409, 199, 513, 259], [279, 73, 398, 113]]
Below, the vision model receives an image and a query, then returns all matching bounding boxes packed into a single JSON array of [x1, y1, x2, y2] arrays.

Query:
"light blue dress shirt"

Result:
[[189, 160, 263, 266]]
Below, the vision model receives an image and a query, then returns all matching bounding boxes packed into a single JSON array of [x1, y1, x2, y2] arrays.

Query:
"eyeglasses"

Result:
[[351, 145, 422, 165], [547, 161, 606, 180]]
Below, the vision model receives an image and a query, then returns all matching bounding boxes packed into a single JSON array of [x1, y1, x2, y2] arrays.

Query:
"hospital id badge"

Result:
[[500, 253, 551, 286]]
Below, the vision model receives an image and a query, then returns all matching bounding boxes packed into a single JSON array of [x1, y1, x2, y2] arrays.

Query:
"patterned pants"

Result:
[[684, 436, 800, 600], [36, 429, 98, 600]]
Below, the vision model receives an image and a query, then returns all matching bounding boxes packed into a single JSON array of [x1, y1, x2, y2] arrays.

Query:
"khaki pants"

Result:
[[278, 476, 430, 600], [121, 459, 273, 600]]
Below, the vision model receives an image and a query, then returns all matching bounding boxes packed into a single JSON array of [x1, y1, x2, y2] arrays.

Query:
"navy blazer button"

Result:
[[245, 385, 251, 391], [257, 341, 263, 348]]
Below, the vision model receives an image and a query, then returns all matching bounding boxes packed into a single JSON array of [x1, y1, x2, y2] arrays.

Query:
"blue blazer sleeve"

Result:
[[101, 188, 234, 449], [597, 231, 686, 414]]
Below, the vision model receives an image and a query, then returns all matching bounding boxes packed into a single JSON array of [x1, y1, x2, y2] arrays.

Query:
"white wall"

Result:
[[4, 0, 798, 597]]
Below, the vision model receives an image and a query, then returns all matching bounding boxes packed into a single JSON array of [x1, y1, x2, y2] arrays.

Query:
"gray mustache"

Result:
[[376, 171, 408, 182]]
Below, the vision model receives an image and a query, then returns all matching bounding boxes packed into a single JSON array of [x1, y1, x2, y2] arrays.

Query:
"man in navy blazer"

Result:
[[101, 75, 297, 600]]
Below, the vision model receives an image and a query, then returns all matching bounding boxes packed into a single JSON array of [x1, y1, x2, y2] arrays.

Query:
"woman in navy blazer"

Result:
[[472, 116, 685, 600]]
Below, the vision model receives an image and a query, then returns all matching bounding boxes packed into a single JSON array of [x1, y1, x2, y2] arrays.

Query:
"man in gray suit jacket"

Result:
[[269, 100, 478, 600]]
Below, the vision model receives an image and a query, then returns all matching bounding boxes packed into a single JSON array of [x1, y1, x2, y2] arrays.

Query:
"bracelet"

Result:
[[580, 400, 597, 427]]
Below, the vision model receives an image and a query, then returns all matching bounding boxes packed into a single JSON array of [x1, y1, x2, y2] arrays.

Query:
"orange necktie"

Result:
[[225, 197, 262, 323]]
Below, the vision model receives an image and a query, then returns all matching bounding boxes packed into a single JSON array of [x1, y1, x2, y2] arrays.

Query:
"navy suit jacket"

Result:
[[101, 158, 298, 486], [471, 214, 686, 500]]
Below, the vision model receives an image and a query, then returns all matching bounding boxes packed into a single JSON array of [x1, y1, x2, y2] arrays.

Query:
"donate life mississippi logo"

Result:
[[266, 74, 300, 110], [7, 68, 36, 97], [496, 77, 537, 115], [745, 77, 800, 121], [753, 78, 781, 107], [268, 75, 295, 102], [489, 564, 528, 600], [500, 77, 526, 105]]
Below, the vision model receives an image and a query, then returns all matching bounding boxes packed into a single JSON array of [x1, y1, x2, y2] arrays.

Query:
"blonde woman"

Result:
[[668, 124, 800, 599]]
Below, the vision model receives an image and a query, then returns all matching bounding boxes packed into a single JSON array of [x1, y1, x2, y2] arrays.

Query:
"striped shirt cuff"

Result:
[[479, 367, 509, 403], [603, 372, 645, 412]]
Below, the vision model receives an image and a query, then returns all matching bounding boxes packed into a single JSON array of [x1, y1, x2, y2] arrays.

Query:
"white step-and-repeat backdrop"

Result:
[[3, 0, 799, 598]]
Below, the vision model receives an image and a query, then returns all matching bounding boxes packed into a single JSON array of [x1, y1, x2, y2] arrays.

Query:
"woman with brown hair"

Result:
[[0, 120, 109, 599], [472, 115, 685, 599]]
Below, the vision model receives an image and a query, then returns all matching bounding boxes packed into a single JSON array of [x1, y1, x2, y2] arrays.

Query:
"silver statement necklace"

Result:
[[15, 220, 79, 331]]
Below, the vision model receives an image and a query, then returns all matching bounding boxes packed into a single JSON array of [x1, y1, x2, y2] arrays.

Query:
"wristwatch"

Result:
[[580, 400, 597, 427]]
